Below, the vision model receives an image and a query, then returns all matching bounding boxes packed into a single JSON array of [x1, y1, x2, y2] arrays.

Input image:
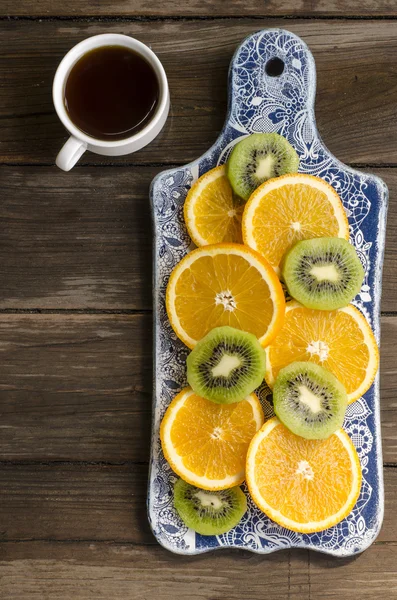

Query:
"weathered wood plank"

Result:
[[0, 167, 153, 310], [0, 166, 396, 311], [0, 464, 396, 543], [306, 544, 397, 599], [2, 540, 396, 600], [1, 20, 397, 165], [0, 315, 152, 462], [2, 0, 397, 17], [0, 314, 395, 463], [1, 542, 396, 600], [1, 542, 297, 600], [0, 464, 153, 544], [380, 317, 397, 464]]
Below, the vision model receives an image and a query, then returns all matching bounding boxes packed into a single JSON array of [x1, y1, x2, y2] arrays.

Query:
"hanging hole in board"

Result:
[[265, 57, 285, 77]]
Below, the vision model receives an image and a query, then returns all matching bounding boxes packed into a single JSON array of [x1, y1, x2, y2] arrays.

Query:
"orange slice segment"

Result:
[[184, 165, 244, 245], [166, 243, 285, 348], [242, 174, 349, 272], [265, 301, 379, 403], [160, 387, 264, 490], [246, 418, 362, 533]]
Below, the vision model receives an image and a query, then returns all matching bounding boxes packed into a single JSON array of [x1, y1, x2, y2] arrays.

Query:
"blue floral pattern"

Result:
[[147, 29, 388, 556]]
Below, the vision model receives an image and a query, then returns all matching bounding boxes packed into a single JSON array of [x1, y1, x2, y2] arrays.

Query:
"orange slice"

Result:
[[160, 387, 264, 490], [184, 165, 244, 245], [166, 243, 285, 348], [265, 301, 379, 403], [246, 418, 362, 533], [242, 174, 349, 272]]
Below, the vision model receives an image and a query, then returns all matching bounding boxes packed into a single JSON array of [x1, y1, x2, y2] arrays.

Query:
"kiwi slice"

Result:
[[186, 326, 266, 404], [273, 361, 348, 440], [174, 479, 247, 535], [282, 237, 364, 310], [227, 133, 299, 201]]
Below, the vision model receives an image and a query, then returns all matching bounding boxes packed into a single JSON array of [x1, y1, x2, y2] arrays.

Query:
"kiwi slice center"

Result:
[[255, 155, 276, 179], [193, 490, 224, 510], [296, 460, 314, 481], [189, 488, 235, 519], [199, 341, 251, 389], [298, 253, 350, 293], [211, 354, 241, 377], [307, 340, 330, 361], [310, 264, 340, 282], [297, 384, 323, 414], [287, 375, 334, 423]]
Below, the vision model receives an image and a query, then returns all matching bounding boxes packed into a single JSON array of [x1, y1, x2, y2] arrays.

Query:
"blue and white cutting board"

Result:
[[147, 28, 388, 556]]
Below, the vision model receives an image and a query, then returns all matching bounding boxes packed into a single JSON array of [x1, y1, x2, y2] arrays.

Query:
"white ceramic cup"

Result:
[[53, 33, 169, 171]]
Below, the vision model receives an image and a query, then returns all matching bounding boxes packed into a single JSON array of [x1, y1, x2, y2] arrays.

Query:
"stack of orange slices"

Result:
[[184, 169, 349, 271], [242, 173, 349, 272], [159, 150, 378, 535], [265, 301, 378, 404]]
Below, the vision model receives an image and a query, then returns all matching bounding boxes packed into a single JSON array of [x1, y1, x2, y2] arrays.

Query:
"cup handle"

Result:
[[56, 136, 87, 171]]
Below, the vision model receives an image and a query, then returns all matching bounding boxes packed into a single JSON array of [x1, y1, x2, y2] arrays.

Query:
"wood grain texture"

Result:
[[0, 314, 395, 463], [2, 20, 397, 166], [1, 542, 296, 600], [1, 542, 397, 600], [0, 464, 153, 544], [0, 314, 152, 462], [1, 9, 397, 596], [0, 167, 153, 309], [2, 0, 397, 17], [1, 166, 396, 311], [0, 464, 396, 543], [305, 545, 397, 599]]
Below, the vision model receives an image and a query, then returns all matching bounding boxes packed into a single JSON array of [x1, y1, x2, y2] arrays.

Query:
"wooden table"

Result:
[[0, 2, 397, 598]]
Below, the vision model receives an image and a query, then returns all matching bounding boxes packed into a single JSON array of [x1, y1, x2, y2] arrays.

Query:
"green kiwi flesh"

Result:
[[273, 361, 348, 440], [226, 133, 299, 201], [174, 479, 247, 535], [282, 237, 364, 310], [186, 326, 266, 404]]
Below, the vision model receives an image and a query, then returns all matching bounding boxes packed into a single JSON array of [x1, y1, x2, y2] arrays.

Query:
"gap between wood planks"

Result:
[[0, 537, 394, 546], [0, 308, 153, 314], [0, 460, 396, 467], [3, 15, 397, 22], [0, 309, 395, 316], [0, 538, 158, 544], [2, 162, 397, 169]]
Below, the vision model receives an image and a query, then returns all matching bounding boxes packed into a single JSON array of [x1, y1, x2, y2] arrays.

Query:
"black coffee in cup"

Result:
[[64, 45, 160, 141]]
